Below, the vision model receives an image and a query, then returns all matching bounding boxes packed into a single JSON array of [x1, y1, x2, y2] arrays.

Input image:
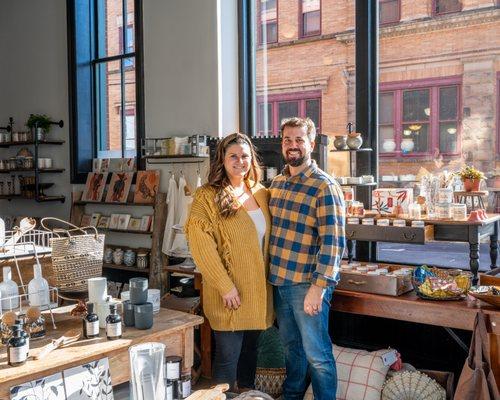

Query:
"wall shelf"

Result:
[[0, 139, 65, 148], [74, 200, 155, 207], [0, 168, 65, 174], [330, 148, 373, 153], [340, 182, 378, 187]]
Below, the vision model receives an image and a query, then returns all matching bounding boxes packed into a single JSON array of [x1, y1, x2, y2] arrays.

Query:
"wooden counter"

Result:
[[332, 289, 500, 385], [0, 306, 203, 399]]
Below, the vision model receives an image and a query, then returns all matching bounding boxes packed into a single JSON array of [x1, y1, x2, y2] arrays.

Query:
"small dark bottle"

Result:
[[15, 318, 30, 358], [83, 302, 99, 339], [105, 303, 122, 340], [7, 325, 28, 367]]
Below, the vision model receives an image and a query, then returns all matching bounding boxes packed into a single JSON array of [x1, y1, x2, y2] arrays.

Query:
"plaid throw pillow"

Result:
[[304, 345, 391, 400]]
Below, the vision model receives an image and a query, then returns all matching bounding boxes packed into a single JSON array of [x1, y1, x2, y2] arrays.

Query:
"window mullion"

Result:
[[395, 90, 402, 151], [431, 86, 439, 154]]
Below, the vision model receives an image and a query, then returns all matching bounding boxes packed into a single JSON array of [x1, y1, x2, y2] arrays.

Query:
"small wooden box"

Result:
[[337, 264, 413, 296]]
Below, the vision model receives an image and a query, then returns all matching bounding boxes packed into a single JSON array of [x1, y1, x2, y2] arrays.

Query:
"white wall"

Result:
[[143, 0, 238, 193], [0, 0, 71, 218], [0, 0, 239, 217]]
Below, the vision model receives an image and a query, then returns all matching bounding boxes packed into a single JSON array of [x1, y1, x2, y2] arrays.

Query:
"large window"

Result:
[[257, 92, 321, 136], [300, 0, 321, 37], [68, 0, 143, 183], [379, 78, 461, 157], [259, 0, 278, 44], [433, 0, 462, 15], [379, 0, 399, 25], [95, 0, 137, 159]]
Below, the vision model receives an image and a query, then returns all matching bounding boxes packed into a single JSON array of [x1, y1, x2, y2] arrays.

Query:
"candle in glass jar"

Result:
[[408, 202, 421, 219]]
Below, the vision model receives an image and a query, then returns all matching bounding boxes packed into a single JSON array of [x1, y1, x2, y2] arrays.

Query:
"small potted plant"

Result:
[[456, 165, 485, 192], [26, 114, 52, 141]]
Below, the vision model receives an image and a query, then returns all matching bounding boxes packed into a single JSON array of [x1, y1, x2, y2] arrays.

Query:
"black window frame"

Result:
[[238, 0, 379, 261], [67, 0, 145, 184]]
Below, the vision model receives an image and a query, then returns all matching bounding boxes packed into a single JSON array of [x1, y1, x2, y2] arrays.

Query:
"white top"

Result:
[[247, 208, 266, 251]]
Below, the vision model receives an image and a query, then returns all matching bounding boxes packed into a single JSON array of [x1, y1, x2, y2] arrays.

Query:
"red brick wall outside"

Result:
[[105, 0, 136, 153], [256, 0, 500, 182]]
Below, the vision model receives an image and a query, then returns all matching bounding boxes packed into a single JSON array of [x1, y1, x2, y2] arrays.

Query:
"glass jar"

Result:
[[452, 203, 467, 220], [137, 252, 149, 269], [408, 202, 421, 219], [435, 203, 452, 219], [437, 188, 453, 204]]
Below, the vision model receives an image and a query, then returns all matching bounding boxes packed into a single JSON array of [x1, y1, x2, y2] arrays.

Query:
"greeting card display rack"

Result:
[[70, 189, 167, 294]]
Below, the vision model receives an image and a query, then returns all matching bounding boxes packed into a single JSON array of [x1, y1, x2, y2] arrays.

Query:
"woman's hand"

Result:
[[222, 287, 241, 310]]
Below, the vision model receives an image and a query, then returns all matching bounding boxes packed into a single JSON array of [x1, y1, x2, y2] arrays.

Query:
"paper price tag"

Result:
[[381, 349, 398, 366]]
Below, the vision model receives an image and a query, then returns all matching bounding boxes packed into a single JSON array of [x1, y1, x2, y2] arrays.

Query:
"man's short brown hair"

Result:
[[280, 117, 317, 142]]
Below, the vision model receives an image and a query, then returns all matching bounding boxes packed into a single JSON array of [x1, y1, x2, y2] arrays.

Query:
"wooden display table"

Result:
[[332, 289, 500, 386], [0, 305, 203, 399], [346, 214, 500, 282]]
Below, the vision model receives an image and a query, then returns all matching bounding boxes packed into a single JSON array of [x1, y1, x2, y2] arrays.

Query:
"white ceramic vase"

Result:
[[401, 138, 415, 152], [382, 139, 396, 152]]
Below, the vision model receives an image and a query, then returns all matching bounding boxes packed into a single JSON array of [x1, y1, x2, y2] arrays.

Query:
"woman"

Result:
[[185, 133, 273, 391]]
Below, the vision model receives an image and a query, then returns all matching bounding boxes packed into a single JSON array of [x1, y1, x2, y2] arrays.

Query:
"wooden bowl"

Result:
[[468, 291, 500, 308]]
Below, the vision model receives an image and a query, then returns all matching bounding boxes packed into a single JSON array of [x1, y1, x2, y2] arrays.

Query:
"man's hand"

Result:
[[304, 284, 324, 316], [222, 287, 241, 310]]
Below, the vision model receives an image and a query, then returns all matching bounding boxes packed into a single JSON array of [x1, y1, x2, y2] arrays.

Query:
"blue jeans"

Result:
[[212, 330, 261, 391], [274, 284, 336, 400]]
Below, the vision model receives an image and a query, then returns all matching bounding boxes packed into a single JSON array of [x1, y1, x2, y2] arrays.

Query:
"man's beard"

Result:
[[284, 150, 309, 167]]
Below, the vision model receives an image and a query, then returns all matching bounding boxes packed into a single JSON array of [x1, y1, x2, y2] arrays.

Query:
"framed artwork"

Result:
[[82, 172, 108, 202], [97, 216, 110, 229], [116, 214, 131, 230], [10, 372, 66, 400], [63, 357, 114, 400], [134, 170, 160, 204], [90, 213, 101, 227], [140, 215, 152, 232], [109, 214, 121, 230], [127, 218, 142, 231], [121, 158, 136, 172], [105, 173, 133, 203], [80, 214, 92, 227]]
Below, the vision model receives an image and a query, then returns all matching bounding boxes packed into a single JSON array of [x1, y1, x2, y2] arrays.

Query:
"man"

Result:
[[268, 117, 346, 400]]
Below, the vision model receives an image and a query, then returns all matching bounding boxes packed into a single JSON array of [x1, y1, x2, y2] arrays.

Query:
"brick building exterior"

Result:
[[104, 0, 136, 155], [256, 0, 500, 183]]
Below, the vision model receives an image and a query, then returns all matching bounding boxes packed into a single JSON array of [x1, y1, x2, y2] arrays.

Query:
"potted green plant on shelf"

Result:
[[26, 114, 52, 141], [456, 165, 485, 192]]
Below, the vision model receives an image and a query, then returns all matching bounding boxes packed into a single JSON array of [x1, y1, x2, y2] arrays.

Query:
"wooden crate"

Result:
[[336, 264, 413, 296]]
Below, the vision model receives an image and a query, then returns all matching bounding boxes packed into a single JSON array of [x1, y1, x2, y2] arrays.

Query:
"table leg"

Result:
[[490, 221, 499, 270], [347, 239, 354, 264], [469, 228, 480, 284]]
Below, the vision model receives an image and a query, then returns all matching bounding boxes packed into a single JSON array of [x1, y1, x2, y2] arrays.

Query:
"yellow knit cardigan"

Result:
[[185, 183, 274, 331]]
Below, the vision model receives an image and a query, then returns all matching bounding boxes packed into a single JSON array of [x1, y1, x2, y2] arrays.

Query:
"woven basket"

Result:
[[254, 367, 286, 398], [42, 218, 104, 293]]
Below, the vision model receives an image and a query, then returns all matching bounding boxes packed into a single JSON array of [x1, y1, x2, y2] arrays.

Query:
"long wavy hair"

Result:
[[207, 133, 262, 218]]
